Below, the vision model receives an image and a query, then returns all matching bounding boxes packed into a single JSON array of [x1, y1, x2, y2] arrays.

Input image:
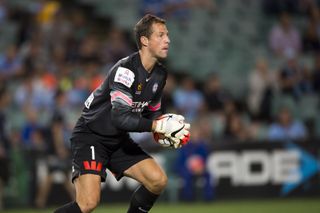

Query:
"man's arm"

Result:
[[110, 98, 153, 132], [110, 95, 179, 134], [142, 100, 162, 121]]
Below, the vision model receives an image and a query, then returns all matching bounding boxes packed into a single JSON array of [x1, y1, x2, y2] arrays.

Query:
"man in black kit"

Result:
[[54, 14, 190, 213]]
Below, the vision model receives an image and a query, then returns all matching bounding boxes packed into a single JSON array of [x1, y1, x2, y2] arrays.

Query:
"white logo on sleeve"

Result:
[[84, 92, 94, 109], [114, 67, 135, 88]]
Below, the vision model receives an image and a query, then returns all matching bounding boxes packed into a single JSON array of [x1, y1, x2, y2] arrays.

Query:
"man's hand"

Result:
[[153, 114, 185, 138], [152, 113, 191, 148]]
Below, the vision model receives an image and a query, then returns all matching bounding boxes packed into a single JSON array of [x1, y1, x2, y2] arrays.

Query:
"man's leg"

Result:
[[124, 158, 168, 213], [54, 174, 101, 213]]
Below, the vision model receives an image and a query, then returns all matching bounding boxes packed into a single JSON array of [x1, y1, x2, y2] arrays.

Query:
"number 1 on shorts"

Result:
[[90, 145, 95, 160]]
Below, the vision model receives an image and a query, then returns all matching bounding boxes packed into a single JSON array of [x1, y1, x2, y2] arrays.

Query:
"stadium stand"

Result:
[[0, 0, 320, 210]]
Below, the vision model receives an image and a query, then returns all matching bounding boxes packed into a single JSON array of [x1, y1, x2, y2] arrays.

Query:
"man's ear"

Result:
[[140, 36, 148, 47]]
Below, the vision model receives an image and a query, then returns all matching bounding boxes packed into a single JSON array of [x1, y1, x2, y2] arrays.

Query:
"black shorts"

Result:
[[70, 118, 151, 182]]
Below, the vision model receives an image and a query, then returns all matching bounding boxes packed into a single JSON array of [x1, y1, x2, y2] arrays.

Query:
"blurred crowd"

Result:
[[0, 0, 320, 209]]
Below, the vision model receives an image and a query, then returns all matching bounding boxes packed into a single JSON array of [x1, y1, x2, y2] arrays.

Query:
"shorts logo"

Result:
[[138, 207, 149, 212], [83, 161, 102, 172]]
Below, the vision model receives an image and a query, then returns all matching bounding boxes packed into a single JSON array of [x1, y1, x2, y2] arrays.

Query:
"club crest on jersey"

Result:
[[114, 67, 135, 88], [152, 83, 158, 93]]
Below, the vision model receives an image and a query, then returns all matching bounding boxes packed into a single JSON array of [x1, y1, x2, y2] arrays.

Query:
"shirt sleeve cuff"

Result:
[[138, 118, 153, 132]]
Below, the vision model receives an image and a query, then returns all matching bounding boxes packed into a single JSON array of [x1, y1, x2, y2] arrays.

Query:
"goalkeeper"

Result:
[[54, 14, 190, 213]]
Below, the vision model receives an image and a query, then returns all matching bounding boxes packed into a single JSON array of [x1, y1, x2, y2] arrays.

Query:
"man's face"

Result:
[[146, 23, 170, 59], [279, 109, 291, 126]]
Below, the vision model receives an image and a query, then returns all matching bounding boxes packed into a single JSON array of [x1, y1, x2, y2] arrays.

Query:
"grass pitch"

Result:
[[4, 198, 320, 213]]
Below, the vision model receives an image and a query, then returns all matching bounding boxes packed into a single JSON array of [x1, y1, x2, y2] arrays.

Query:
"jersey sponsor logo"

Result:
[[83, 161, 102, 172], [114, 67, 135, 88], [132, 101, 150, 112]]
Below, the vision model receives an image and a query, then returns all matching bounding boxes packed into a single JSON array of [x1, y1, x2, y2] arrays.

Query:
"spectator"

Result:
[[64, 10, 90, 62], [0, 45, 23, 81], [140, 0, 216, 23], [302, 16, 320, 53], [203, 74, 230, 112], [247, 58, 276, 121], [173, 75, 205, 121], [51, 89, 72, 128], [269, 12, 302, 58], [165, 0, 193, 22], [36, 0, 61, 31], [175, 123, 214, 201], [278, 56, 313, 100], [223, 99, 237, 118], [262, 0, 305, 15], [47, 10, 73, 50], [161, 73, 176, 114], [8, 129, 29, 207], [0, 0, 8, 24], [268, 106, 307, 141], [22, 38, 48, 76], [140, 0, 168, 18], [0, 85, 11, 210], [100, 28, 132, 66], [78, 34, 100, 63], [67, 76, 90, 107], [35, 116, 74, 208], [308, 6, 320, 38], [312, 53, 320, 94], [20, 108, 43, 149], [34, 88, 74, 208], [224, 112, 251, 142], [14, 72, 55, 110]]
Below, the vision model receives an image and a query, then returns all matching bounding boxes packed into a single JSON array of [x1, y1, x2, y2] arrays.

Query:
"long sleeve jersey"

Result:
[[81, 52, 167, 137]]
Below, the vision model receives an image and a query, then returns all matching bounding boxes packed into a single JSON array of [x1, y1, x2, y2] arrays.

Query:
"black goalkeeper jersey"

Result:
[[81, 52, 167, 137]]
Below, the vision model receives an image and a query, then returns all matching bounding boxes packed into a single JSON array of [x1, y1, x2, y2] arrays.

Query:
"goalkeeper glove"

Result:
[[170, 123, 191, 148], [153, 114, 185, 138], [161, 113, 185, 123]]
